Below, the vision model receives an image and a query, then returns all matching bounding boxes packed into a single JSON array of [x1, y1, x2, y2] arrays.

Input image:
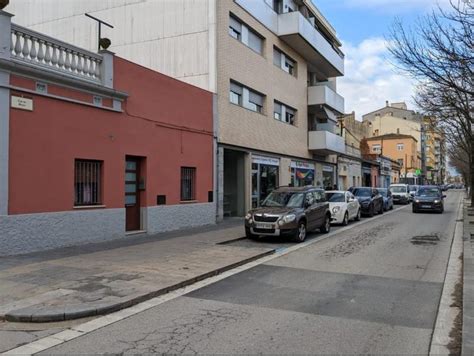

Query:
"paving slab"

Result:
[[0, 220, 275, 323]]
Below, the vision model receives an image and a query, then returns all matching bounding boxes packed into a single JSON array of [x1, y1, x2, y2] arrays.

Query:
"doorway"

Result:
[[252, 158, 279, 208], [223, 149, 246, 217], [125, 157, 141, 231]]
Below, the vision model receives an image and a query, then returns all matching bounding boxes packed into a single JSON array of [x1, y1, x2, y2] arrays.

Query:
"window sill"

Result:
[[229, 102, 265, 116], [73, 205, 106, 210], [180, 200, 199, 204]]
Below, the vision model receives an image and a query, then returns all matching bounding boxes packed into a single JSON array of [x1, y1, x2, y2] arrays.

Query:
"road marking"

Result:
[[429, 196, 463, 355], [2, 203, 410, 355]]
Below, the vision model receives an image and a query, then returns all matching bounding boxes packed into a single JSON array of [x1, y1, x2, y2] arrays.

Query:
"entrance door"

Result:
[[125, 157, 140, 231]]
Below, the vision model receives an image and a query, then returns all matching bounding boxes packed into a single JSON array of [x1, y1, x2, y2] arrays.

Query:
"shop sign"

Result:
[[11, 96, 33, 111], [323, 165, 334, 172], [252, 155, 279, 166], [291, 161, 315, 170]]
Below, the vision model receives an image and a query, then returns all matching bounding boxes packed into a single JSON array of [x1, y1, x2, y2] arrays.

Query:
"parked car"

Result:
[[326, 191, 361, 225], [244, 186, 332, 243], [409, 185, 419, 200], [389, 184, 411, 204], [412, 185, 446, 214], [352, 187, 384, 217], [378, 188, 394, 211]]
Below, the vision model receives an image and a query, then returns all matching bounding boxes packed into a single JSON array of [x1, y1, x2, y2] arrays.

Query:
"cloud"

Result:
[[338, 37, 417, 119]]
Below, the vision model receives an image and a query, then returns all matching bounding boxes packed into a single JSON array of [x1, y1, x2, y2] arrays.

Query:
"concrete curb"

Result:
[[4, 249, 275, 323], [462, 198, 474, 356]]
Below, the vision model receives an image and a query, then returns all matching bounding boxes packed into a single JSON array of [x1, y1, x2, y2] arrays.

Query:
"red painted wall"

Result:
[[8, 57, 214, 214]]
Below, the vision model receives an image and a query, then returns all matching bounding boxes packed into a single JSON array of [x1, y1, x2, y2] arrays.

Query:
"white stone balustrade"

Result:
[[10, 24, 103, 84]]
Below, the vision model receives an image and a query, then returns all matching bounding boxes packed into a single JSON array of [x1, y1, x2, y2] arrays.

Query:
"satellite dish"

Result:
[[99, 38, 111, 50], [0, 0, 9, 10]]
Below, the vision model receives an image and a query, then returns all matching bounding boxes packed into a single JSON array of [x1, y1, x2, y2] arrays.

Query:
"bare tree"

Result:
[[388, 0, 474, 202]]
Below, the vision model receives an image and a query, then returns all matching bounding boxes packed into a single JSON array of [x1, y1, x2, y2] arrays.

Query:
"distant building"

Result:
[[365, 134, 422, 184]]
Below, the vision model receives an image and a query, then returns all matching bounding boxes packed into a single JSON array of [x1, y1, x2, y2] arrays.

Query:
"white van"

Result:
[[389, 184, 411, 204]]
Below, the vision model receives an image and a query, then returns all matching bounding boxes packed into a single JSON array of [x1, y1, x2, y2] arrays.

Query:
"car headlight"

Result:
[[245, 213, 252, 220], [434, 199, 440, 204], [332, 206, 341, 213], [280, 214, 296, 224], [415, 200, 420, 203]]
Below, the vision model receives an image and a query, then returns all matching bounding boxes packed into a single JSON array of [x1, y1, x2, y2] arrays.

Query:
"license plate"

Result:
[[255, 223, 273, 229], [421, 205, 431, 209]]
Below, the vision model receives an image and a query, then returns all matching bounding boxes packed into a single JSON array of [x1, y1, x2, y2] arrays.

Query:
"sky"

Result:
[[313, 0, 452, 119]]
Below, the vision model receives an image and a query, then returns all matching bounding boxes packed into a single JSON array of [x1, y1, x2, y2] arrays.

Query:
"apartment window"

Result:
[[397, 143, 404, 151], [229, 82, 242, 105], [181, 167, 196, 201], [372, 144, 381, 153], [273, 47, 297, 76], [229, 16, 241, 40], [229, 15, 263, 55], [74, 159, 102, 206], [272, 0, 283, 13], [274, 101, 296, 125], [230, 80, 264, 114]]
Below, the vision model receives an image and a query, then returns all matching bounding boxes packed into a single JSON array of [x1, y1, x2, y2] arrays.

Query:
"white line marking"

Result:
[[2, 204, 409, 355]]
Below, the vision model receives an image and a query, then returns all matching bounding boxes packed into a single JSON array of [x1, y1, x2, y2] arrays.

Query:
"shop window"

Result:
[[74, 159, 102, 206], [181, 167, 196, 201]]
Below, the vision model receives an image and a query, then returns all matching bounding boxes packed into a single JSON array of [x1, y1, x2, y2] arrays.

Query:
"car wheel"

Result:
[[320, 215, 331, 233], [412, 207, 417, 213], [368, 205, 374, 217], [355, 209, 361, 221], [342, 212, 349, 226], [390, 203, 394, 210], [293, 220, 307, 243], [245, 227, 258, 240], [379, 203, 384, 214]]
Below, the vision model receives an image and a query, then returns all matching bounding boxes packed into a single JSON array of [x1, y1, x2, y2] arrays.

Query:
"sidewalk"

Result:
[[462, 197, 474, 355], [0, 219, 275, 323]]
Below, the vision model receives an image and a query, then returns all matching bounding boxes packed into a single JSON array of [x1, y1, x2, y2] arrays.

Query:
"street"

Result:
[[16, 191, 461, 355]]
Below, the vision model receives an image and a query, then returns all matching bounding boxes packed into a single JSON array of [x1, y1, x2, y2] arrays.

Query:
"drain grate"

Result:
[[411, 235, 440, 245]]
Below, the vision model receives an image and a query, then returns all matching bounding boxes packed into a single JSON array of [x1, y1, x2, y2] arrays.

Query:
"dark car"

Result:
[[412, 186, 446, 213], [244, 186, 332, 243], [378, 188, 394, 211], [352, 187, 384, 217]]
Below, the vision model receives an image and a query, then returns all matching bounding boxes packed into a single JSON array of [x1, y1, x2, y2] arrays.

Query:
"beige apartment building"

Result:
[[9, 0, 345, 218]]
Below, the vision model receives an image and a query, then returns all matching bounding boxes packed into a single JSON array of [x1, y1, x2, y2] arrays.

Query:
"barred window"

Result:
[[74, 159, 102, 206], [181, 167, 196, 201]]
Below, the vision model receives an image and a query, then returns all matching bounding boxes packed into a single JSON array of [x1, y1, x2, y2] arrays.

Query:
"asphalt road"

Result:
[[36, 191, 462, 354]]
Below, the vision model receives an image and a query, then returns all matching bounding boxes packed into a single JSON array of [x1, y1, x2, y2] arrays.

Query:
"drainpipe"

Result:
[[0, 10, 13, 215]]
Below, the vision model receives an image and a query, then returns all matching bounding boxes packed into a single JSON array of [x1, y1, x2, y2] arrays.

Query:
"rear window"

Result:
[[390, 186, 407, 193]]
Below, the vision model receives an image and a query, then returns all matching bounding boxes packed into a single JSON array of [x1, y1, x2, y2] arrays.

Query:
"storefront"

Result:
[[322, 165, 335, 189], [252, 155, 279, 208], [291, 161, 315, 187]]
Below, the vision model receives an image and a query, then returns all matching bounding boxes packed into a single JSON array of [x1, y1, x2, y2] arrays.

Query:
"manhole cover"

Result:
[[411, 235, 439, 245]]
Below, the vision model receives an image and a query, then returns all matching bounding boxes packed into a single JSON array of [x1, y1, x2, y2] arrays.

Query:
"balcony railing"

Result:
[[308, 82, 344, 114], [10, 24, 103, 84], [308, 130, 345, 155]]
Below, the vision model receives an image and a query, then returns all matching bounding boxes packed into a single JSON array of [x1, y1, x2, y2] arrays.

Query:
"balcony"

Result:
[[308, 130, 345, 155], [308, 83, 344, 114], [278, 11, 344, 77]]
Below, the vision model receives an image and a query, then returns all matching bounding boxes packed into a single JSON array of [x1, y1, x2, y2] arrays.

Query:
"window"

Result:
[[229, 81, 242, 105], [230, 80, 264, 113], [74, 159, 102, 206], [181, 167, 196, 201], [273, 47, 297, 76], [274, 101, 296, 125], [397, 143, 404, 151], [372, 144, 381, 153], [229, 15, 263, 55], [229, 16, 241, 40], [272, 0, 283, 13]]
